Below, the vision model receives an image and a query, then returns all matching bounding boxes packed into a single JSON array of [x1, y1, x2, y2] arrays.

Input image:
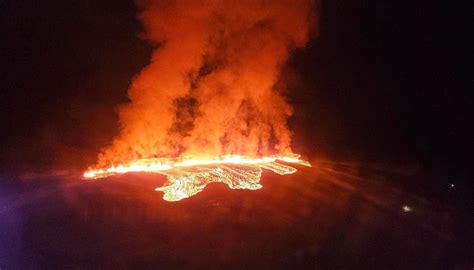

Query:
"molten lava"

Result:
[[84, 154, 310, 201]]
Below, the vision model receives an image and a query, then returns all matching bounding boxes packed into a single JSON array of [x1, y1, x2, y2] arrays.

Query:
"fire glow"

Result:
[[83, 1, 315, 201], [84, 154, 310, 201]]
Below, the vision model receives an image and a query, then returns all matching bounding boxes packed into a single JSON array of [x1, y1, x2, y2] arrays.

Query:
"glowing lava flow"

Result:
[[83, 154, 310, 201]]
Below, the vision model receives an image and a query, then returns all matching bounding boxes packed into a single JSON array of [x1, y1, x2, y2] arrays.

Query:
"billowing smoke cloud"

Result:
[[96, 0, 316, 166]]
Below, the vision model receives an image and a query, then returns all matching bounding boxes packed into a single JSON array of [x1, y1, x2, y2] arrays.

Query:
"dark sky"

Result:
[[1, 0, 472, 182]]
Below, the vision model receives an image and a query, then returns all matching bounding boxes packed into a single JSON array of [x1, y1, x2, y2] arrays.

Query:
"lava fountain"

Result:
[[84, 0, 316, 201]]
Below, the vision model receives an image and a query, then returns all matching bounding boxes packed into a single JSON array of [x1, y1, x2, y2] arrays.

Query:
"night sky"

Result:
[[0, 0, 473, 268]]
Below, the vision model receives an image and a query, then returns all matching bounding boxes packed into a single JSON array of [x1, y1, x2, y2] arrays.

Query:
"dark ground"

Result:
[[1, 0, 473, 269], [1, 161, 472, 269]]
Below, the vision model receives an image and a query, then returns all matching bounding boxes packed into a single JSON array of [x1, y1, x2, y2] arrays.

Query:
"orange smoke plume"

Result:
[[95, 0, 316, 167]]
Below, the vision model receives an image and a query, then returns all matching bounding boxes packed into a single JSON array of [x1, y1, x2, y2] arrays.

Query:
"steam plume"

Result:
[[96, 0, 315, 166]]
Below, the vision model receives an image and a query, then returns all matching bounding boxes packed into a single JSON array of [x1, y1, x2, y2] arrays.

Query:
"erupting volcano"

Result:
[[84, 0, 315, 201]]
